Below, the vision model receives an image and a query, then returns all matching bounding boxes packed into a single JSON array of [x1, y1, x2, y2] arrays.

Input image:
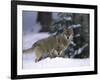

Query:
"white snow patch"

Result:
[[75, 34, 80, 37], [70, 41, 76, 46], [69, 24, 81, 28], [63, 17, 72, 21], [22, 32, 50, 49]]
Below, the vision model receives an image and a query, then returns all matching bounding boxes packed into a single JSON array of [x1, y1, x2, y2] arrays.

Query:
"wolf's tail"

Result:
[[23, 47, 34, 53], [23, 42, 38, 53]]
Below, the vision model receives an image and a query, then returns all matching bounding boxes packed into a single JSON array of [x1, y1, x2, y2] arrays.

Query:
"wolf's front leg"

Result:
[[59, 50, 65, 58], [49, 49, 57, 58]]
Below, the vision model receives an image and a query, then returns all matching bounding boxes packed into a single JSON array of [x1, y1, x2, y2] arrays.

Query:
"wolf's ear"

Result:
[[68, 28, 74, 35], [63, 27, 67, 32]]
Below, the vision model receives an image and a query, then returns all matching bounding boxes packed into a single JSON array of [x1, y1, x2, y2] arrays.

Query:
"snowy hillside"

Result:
[[22, 33, 90, 69]]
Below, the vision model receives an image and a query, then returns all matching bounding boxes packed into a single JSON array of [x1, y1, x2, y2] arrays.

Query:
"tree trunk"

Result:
[[37, 12, 52, 32]]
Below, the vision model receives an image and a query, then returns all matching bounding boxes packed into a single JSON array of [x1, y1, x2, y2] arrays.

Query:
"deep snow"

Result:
[[22, 33, 90, 69]]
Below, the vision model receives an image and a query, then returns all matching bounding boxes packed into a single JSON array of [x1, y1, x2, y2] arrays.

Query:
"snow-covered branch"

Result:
[[74, 34, 80, 38], [77, 43, 88, 54], [69, 24, 81, 28]]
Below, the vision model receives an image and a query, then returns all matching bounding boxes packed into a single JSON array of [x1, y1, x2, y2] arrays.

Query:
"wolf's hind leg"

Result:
[[35, 52, 42, 62], [35, 57, 42, 62], [34, 48, 43, 62]]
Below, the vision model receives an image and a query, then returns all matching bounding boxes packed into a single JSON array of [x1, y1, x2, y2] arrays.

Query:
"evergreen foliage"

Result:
[[49, 13, 89, 58]]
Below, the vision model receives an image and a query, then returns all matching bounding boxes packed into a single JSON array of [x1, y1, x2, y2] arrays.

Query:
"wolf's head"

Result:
[[62, 27, 74, 41]]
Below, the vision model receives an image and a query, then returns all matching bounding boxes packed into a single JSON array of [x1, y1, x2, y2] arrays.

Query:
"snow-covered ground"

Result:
[[22, 33, 90, 69]]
